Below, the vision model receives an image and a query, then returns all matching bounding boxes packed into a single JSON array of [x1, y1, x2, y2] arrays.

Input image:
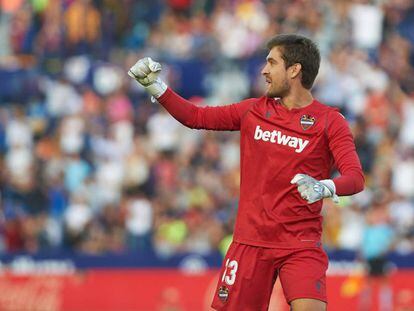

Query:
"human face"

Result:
[[261, 47, 290, 98]]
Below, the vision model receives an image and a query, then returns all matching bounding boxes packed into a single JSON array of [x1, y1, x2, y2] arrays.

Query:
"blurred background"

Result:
[[0, 0, 413, 310]]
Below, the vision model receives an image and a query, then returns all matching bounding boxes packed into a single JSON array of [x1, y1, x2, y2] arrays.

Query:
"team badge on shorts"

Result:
[[300, 115, 315, 130], [218, 286, 229, 301]]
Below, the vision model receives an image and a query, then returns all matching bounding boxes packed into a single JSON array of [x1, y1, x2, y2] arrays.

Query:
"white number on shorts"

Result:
[[221, 258, 238, 286]]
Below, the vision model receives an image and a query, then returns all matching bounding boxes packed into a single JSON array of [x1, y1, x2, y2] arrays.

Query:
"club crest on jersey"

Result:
[[300, 115, 315, 130]]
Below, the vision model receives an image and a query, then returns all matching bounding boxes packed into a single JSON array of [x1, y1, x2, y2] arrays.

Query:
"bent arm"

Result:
[[157, 88, 255, 131], [327, 112, 365, 196]]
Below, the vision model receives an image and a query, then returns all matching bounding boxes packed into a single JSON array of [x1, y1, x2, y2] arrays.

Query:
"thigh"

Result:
[[211, 242, 277, 311], [278, 247, 329, 306], [290, 298, 326, 311]]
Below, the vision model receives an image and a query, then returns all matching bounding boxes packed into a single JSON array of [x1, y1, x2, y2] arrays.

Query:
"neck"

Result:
[[280, 89, 313, 110]]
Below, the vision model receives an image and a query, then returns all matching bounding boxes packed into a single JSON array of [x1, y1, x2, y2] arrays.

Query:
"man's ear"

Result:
[[290, 63, 302, 79]]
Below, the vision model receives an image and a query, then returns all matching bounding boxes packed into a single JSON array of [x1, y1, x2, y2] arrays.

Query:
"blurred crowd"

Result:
[[0, 0, 413, 262]]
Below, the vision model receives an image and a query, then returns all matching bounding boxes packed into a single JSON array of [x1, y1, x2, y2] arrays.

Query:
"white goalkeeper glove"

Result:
[[290, 174, 339, 204], [128, 57, 167, 99]]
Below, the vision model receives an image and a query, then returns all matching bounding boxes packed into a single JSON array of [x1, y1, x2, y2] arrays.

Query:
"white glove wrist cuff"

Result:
[[320, 179, 339, 203], [146, 78, 167, 99]]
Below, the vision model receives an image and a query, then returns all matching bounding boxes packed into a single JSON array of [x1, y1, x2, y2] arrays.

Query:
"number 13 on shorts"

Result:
[[221, 258, 239, 285]]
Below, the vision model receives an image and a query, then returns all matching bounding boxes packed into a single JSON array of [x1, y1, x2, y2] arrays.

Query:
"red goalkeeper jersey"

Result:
[[158, 88, 364, 249]]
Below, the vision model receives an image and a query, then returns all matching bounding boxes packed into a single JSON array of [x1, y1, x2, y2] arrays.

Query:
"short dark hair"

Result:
[[266, 34, 320, 89]]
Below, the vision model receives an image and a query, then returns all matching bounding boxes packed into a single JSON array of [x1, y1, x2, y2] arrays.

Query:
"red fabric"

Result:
[[158, 88, 364, 248], [168, 0, 192, 10], [326, 112, 365, 195], [211, 242, 328, 310]]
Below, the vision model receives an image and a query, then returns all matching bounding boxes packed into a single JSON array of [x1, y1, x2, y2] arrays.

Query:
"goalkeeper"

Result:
[[129, 34, 364, 311]]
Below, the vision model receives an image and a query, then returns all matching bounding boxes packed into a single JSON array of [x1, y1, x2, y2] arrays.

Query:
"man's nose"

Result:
[[261, 64, 269, 75]]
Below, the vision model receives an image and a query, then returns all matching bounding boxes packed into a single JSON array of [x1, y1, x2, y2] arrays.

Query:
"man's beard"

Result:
[[266, 81, 290, 98]]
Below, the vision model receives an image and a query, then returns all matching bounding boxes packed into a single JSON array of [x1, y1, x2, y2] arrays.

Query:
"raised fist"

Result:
[[128, 57, 167, 98]]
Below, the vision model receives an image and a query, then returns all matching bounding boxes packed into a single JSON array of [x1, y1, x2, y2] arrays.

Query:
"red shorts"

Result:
[[211, 242, 328, 310]]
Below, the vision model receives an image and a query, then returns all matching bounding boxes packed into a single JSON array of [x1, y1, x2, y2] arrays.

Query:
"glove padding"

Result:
[[290, 174, 339, 204], [128, 57, 167, 98]]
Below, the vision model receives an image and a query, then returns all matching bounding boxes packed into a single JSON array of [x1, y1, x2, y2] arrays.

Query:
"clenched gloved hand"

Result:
[[290, 174, 339, 204], [128, 57, 167, 99]]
